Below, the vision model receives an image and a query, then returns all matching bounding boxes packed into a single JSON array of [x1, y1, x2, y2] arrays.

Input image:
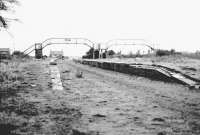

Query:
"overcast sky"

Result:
[[0, 0, 200, 56]]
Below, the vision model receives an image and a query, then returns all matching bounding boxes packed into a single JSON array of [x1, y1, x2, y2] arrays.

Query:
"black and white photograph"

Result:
[[1, 0, 200, 134]]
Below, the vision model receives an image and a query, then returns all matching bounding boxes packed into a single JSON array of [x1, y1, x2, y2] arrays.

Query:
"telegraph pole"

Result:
[[98, 43, 101, 59], [92, 44, 95, 59]]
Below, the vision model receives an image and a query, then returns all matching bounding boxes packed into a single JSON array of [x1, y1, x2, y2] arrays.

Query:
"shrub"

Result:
[[12, 51, 29, 59], [75, 70, 83, 78], [156, 49, 177, 57]]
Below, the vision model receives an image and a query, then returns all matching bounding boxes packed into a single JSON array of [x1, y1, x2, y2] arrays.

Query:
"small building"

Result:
[[0, 48, 11, 59], [49, 50, 64, 59]]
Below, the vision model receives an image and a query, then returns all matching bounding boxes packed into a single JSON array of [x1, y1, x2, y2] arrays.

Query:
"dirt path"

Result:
[[58, 60, 200, 135]]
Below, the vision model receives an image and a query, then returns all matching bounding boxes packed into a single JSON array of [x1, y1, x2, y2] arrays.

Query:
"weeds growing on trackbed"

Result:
[[0, 61, 25, 135], [0, 61, 24, 98]]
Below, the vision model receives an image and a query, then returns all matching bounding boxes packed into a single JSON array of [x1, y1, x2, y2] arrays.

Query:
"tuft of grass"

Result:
[[0, 61, 23, 83], [75, 70, 83, 78]]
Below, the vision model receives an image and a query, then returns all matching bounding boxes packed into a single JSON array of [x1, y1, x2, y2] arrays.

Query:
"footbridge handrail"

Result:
[[41, 37, 95, 49], [22, 37, 96, 58], [105, 39, 155, 51]]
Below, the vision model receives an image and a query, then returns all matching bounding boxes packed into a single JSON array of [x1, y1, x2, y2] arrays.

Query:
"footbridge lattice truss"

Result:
[[23, 38, 155, 57], [23, 38, 95, 56]]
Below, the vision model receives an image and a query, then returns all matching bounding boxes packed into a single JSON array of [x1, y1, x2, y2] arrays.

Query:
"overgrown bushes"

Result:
[[12, 51, 26, 58], [82, 48, 116, 59], [82, 48, 99, 59], [156, 49, 180, 56]]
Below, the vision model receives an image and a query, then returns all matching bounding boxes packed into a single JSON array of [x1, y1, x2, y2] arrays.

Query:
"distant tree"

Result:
[[100, 50, 115, 58], [82, 48, 99, 59], [83, 48, 116, 59], [195, 50, 200, 55], [0, 0, 19, 29], [12, 50, 26, 58], [107, 50, 115, 56], [88, 48, 94, 58], [156, 48, 178, 57], [156, 49, 167, 56], [136, 50, 141, 57], [170, 49, 176, 54], [83, 48, 94, 59]]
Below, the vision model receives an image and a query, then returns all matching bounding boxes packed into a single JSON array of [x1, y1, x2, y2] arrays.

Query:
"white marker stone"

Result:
[[50, 65, 63, 91]]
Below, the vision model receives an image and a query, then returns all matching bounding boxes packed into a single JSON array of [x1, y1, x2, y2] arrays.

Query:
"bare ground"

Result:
[[59, 60, 200, 135], [1, 59, 200, 135]]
